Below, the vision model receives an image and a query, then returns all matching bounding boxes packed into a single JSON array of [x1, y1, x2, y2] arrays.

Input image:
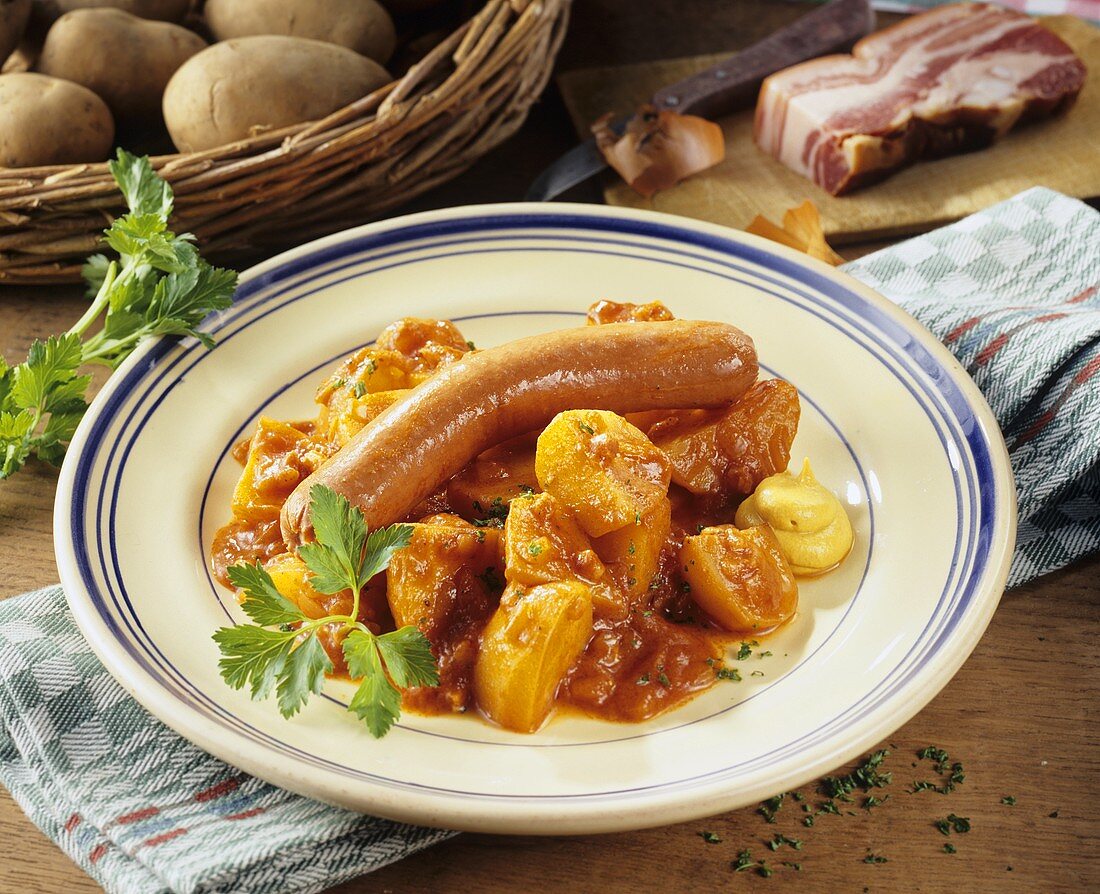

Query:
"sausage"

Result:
[[281, 320, 757, 545]]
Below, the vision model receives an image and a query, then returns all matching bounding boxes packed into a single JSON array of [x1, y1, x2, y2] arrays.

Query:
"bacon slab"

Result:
[[753, 3, 1087, 195]]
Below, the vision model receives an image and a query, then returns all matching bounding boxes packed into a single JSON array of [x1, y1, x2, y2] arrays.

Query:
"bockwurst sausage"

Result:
[[281, 320, 757, 545]]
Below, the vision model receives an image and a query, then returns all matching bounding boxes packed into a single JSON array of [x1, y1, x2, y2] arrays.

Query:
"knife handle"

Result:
[[651, 0, 875, 119]]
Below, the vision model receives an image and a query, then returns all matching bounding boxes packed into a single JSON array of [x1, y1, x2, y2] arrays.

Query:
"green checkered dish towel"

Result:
[[0, 595, 454, 894], [843, 187, 1099, 585], [0, 188, 1097, 893]]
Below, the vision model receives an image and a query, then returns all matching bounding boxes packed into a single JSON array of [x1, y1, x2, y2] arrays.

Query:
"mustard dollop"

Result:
[[734, 459, 853, 576]]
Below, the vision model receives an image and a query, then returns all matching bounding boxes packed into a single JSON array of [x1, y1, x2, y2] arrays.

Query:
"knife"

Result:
[[525, 0, 875, 202]]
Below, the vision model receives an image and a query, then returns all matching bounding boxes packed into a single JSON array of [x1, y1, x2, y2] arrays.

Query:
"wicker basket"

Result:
[[0, 0, 570, 285]]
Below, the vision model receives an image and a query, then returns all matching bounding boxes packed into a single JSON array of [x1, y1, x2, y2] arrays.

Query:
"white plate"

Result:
[[55, 203, 1016, 835]]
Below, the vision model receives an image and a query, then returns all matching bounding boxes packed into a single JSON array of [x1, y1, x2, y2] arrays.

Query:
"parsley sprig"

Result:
[[0, 149, 237, 478], [213, 484, 438, 738]]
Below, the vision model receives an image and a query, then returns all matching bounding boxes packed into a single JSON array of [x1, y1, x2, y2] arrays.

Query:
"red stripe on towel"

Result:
[[1013, 354, 1100, 448], [143, 828, 187, 848], [115, 807, 158, 825], [195, 778, 241, 802], [225, 807, 267, 821]]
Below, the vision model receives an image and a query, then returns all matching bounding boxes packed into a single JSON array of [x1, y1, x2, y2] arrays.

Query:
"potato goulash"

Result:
[[211, 301, 853, 734]]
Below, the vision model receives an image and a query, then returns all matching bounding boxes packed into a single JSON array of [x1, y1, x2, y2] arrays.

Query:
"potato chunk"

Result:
[[316, 347, 412, 404], [376, 317, 469, 359], [593, 496, 671, 599], [446, 432, 540, 522], [386, 514, 504, 641], [263, 552, 332, 620], [232, 417, 328, 519], [586, 299, 675, 325], [647, 409, 727, 495], [648, 380, 800, 497], [535, 410, 672, 537], [315, 318, 471, 441], [474, 581, 594, 732], [320, 387, 407, 447], [503, 493, 606, 587], [716, 379, 800, 494], [680, 525, 798, 632]]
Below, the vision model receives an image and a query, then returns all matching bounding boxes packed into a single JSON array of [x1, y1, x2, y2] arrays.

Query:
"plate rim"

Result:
[[54, 202, 1017, 834]]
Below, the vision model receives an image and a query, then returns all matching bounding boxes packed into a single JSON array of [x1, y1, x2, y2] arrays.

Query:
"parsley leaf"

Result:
[[276, 635, 333, 719], [212, 624, 299, 701], [299, 484, 413, 594], [374, 626, 439, 689], [345, 632, 404, 738], [8, 334, 83, 410], [109, 150, 174, 218], [0, 149, 237, 479], [227, 563, 305, 627], [213, 485, 435, 738]]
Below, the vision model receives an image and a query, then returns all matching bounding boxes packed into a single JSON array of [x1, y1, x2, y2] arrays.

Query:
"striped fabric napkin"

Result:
[[842, 187, 1099, 585], [0, 187, 1097, 893], [0, 590, 455, 894]]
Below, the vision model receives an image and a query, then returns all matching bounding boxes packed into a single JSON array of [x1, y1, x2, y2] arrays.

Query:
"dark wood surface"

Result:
[[1, 2, 1097, 892]]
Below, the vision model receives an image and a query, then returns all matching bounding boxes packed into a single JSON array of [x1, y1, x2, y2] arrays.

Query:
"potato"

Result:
[[649, 380, 800, 497], [593, 495, 670, 599], [232, 417, 326, 520], [680, 525, 798, 633], [32, 0, 191, 26], [163, 36, 391, 152], [586, 299, 674, 325], [473, 581, 594, 733], [716, 379, 800, 495], [0, 0, 30, 63], [446, 432, 540, 522], [535, 409, 672, 537], [0, 72, 113, 166], [205, 0, 396, 65], [38, 8, 206, 122], [263, 553, 335, 620], [647, 409, 727, 495], [375, 317, 469, 359], [503, 492, 627, 619], [319, 386, 406, 448], [386, 514, 503, 641], [503, 493, 606, 588]]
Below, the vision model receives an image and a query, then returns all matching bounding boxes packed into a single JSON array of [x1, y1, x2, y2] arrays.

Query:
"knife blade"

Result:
[[525, 0, 874, 202]]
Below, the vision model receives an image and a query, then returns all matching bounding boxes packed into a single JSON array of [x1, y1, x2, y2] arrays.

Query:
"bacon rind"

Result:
[[753, 3, 1087, 195]]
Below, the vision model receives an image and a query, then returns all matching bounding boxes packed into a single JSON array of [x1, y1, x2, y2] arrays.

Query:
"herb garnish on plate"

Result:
[[213, 484, 438, 738]]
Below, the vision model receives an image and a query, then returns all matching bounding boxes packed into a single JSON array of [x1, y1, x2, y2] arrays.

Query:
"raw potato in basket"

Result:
[[38, 8, 207, 122], [0, 72, 114, 167], [162, 35, 391, 152], [205, 0, 397, 65], [32, 0, 191, 25], [211, 301, 856, 734]]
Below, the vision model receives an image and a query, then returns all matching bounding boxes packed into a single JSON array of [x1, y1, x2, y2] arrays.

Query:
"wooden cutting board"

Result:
[[557, 15, 1100, 243]]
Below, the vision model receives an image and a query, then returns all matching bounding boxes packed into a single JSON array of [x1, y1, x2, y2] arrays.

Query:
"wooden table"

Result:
[[2, 2, 1097, 892]]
